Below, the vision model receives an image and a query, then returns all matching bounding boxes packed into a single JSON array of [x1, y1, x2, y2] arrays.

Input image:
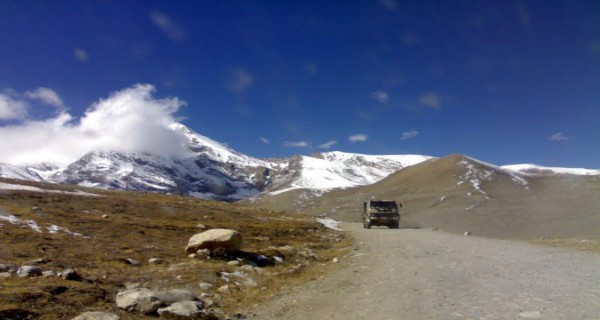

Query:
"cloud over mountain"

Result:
[[0, 84, 189, 166]]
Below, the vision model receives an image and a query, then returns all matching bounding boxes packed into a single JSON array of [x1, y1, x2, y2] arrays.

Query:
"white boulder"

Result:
[[185, 229, 243, 254]]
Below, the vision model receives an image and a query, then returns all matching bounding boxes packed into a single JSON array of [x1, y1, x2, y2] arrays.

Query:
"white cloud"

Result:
[[259, 137, 270, 145], [549, 132, 570, 141], [227, 68, 254, 94], [318, 140, 337, 149], [74, 48, 88, 62], [0, 93, 28, 120], [349, 133, 368, 143], [149, 10, 186, 42], [26, 87, 64, 109], [371, 90, 389, 103], [418, 92, 442, 109], [284, 141, 309, 148], [401, 129, 419, 140], [0, 84, 189, 166]]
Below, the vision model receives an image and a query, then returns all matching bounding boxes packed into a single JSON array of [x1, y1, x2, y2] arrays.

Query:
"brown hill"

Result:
[[252, 154, 600, 240]]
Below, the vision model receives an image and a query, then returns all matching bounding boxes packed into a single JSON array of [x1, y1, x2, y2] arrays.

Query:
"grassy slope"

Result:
[[0, 178, 350, 319]]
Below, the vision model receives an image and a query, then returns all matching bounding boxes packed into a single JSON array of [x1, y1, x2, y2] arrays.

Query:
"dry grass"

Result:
[[530, 238, 600, 253], [0, 178, 351, 319]]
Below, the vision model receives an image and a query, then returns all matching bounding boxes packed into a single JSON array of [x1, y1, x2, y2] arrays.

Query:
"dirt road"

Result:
[[249, 223, 600, 319]]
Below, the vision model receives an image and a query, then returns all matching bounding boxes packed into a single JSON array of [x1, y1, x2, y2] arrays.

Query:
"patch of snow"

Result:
[[316, 217, 344, 231], [502, 164, 600, 176], [440, 196, 447, 202], [0, 182, 101, 197], [0, 214, 41, 233]]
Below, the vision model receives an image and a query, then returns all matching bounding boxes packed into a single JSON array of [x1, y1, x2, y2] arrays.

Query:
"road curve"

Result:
[[249, 223, 600, 320]]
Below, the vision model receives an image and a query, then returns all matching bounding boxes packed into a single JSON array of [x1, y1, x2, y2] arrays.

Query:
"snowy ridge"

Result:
[[501, 164, 600, 176]]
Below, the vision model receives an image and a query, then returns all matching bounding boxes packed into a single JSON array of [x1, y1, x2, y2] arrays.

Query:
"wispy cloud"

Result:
[[26, 87, 64, 109], [318, 140, 337, 149], [149, 10, 186, 42], [226, 68, 254, 94], [549, 132, 570, 141], [349, 133, 368, 143], [74, 48, 88, 62], [401, 129, 419, 140], [284, 141, 309, 148], [259, 137, 270, 145], [0, 84, 188, 166], [418, 92, 442, 109], [0, 92, 28, 120], [371, 90, 389, 103]]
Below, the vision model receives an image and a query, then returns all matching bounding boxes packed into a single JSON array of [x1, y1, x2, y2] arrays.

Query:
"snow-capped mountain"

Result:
[[0, 124, 431, 200], [501, 164, 600, 176]]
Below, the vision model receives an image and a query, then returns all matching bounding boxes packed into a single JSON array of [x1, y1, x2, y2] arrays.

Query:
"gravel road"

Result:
[[249, 223, 600, 319]]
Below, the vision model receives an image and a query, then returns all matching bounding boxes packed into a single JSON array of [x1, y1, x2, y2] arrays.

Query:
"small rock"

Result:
[[196, 223, 207, 230], [101, 214, 109, 218], [17, 265, 42, 277], [124, 258, 140, 266], [239, 265, 255, 273], [32, 206, 42, 213], [156, 289, 197, 304], [464, 231, 471, 236], [227, 260, 240, 266], [61, 268, 82, 281], [188, 253, 197, 259], [28, 257, 50, 265], [148, 257, 162, 264], [71, 311, 120, 320], [198, 282, 213, 291], [196, 249, 210, 259], [0, 263, 7, 272], [42, 270, 57, 277], [217, 285, 230, 294], [0, 272, 11, 278], [116, 288, 164, 314], [125, 282, 141, 290], [157, 301, 204, 317], [273, 256, 284, 264]]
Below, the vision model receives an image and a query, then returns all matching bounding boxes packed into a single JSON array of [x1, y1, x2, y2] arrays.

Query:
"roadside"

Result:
[[248, 223, 600, 320]]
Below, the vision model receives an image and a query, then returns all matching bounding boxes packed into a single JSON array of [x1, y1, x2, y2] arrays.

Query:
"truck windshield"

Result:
[[371, 201, 397, 211]]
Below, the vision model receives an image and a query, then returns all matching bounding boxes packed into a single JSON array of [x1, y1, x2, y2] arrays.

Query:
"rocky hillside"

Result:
[[254, 154, 600, 240]]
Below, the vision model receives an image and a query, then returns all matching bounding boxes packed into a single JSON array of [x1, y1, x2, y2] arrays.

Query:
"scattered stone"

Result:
[[273, 256, 283, 264], [125, 282, 141, 290], [227, 260, 240, 266], [42, 270, 57, 277], [28, 257, 50, 265], [239, 265, 255, 273], [464, 231, 471, 236], [148, 257, 162, 264], [116, 288, 165, 314], [0, 263, 7, 272], [156, 289, 197, 304], [185, 229, 243, 254], [61, 268, 82, 281], [32, 206, 42, 213], [188, 253, 197, 259], [71, 311, 120, 320], [332, 257, 339, 263], [196, 249, 210, 259], [17, 265, 42, 277], [198, 282, 213, 291], [101, 214, 109, 218], [124, 258, 140, 266], [195, 223, 208, 230], [157, 301, 204, 317], [217, 285, 230, 294], [0, 272, 11, 278]]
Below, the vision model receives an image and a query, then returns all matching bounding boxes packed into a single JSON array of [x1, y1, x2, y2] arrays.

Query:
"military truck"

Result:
[[362, 200, 401, 229]]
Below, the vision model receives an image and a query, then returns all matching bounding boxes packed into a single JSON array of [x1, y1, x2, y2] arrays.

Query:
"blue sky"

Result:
[[0, 1, 599, 167]]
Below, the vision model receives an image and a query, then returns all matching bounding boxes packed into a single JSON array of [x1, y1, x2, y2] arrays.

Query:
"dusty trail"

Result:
[[249, 223, 600, 319]]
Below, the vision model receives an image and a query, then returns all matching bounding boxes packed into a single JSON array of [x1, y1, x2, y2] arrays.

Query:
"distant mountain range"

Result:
[[0, 123, 431, 200]]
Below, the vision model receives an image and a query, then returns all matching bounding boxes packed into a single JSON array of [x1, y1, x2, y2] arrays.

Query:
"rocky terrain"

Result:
[[0, 178, 349, 319]]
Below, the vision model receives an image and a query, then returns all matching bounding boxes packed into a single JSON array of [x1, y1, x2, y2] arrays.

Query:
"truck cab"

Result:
[[362, 200, 401, 229]]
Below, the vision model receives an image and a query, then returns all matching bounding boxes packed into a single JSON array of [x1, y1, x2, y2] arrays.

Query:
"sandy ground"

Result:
[[248, 223, 600, 320]]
